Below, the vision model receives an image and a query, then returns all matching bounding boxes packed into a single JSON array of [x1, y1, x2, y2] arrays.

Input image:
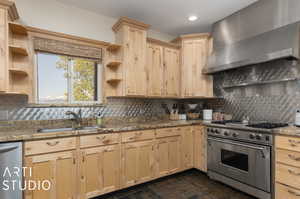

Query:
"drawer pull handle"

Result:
[[288, 154, 300, 161], [289, 139, 300, 147], [46, 141, 59, 146], [288, 190, 300, 196], [288, 169, 300, 176], [96, 136, 106, 140]]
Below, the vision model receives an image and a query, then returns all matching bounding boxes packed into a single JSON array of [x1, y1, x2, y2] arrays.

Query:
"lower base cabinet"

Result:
[[194, 125, 207, 172], [24, 151, 77, 199], [79, 144, 120, 199], [121, 140, 155, 188], [156, 135, 181, 177], [24, 125, 206, 199]]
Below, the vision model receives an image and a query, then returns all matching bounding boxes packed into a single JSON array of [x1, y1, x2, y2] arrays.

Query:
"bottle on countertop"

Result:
[[295, 110, 300, 127]]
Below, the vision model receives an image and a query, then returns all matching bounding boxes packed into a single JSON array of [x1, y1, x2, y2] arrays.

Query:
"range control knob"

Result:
[[207, 128, 210, 133], [249, 133, 255, 139], [265, 135, 270, 141], [215, 130, 221, 134], [256, 134, 262, 140], [224, 131, 229, 136], [232, 132, 239, 137]]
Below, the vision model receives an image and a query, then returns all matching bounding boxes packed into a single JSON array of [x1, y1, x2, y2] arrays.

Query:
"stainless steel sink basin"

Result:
[[37, 126, 99, 133]]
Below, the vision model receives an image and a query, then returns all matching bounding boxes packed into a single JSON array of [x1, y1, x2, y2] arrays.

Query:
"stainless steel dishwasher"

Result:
[[0, 142, 22, 199]]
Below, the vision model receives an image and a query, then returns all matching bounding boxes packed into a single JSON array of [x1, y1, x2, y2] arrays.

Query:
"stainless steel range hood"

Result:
[[203, 0, 300, 74]]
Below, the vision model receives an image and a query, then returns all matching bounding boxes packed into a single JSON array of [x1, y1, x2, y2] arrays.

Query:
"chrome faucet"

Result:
[[66, 109, 82, 129]]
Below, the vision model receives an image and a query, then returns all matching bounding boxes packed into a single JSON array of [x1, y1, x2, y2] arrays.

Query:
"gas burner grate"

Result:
[[211, 120, 242, 125], [246, 123, 288, 129]]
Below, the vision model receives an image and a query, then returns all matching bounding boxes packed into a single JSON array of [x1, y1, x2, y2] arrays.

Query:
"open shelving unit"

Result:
[[104, 43, 123, 97], [8, 21, 33, 101]]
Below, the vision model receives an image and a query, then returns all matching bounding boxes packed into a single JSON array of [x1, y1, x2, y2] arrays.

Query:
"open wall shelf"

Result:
[[9, 68, 28, 76], [107, 44, 122, 52], [9, 45, 28, 56], [9, 22, 28, 36]]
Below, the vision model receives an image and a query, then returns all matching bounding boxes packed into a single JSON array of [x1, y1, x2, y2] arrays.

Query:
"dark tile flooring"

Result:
[[95, 169, 256, 199]]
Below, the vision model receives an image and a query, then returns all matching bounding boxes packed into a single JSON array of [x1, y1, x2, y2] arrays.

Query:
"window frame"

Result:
[[35, 52, 103, 105]]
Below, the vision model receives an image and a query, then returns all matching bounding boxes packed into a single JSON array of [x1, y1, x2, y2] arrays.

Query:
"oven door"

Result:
[[207, 137, 271, 192]]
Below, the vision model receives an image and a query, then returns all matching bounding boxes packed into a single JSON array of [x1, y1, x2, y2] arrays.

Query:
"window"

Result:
[[37, 52, 101, 104]]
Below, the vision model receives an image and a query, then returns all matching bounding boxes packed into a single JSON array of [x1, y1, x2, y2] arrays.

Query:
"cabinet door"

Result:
[[124, 27, 147, 96], [146, 43, 164, 96], [194, 125, 207, 172], [79, 145, 120, 199], [181, 38, 213, 97], [181, 126, 194, 169], [194, 39, 213, 97], [25, 151, 77, 199], [121, 140, 155, 188], [163, 47, 180, 97], [182, 41, 194, 97], [156, 136, 181, 177]]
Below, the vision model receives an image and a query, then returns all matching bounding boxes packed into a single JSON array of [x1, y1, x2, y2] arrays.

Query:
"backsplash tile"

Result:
[[213, 59, 300, 123]]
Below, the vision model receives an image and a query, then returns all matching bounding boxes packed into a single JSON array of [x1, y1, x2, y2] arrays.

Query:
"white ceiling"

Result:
[[57, 0, 257, 36]]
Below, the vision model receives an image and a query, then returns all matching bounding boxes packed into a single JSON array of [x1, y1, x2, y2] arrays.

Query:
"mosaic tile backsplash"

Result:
[[0, 98, 172, 121], [214, 59, 300, 123]]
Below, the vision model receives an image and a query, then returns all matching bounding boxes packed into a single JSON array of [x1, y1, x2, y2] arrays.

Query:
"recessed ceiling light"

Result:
[[188, 16, 198, 21]]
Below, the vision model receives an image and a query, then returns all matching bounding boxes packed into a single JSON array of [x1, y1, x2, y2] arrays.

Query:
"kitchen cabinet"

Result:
[[163, 47, 181, 97], [107, 17, 150, 97], [79, 144, 120, 199], [155, 128, 182, 177], [181, 126, 194, 169], [24, 151, 77, 199], [23, 124, 203, 199], [194, 125, 207, 172], [146, 38, 181, 97], [0, 1, 33, 100], [146, 42, 164, 97], [174, 34, 213, 98], [121, 140, 155, 187], [275, 135, 300, 199]]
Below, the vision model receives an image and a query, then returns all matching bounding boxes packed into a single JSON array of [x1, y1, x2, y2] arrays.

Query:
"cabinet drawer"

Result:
[[80, 133, 120, 148], [276, 136, 300, 152], [122, 130, 155, 143], [276, 183, 300, 199], [276, 163, 300, 189], [276, 149, 300, 168], [155, 127, 181, 138], [25, 137, 76, 156]]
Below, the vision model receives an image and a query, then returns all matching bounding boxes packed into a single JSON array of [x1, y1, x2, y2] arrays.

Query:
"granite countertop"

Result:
[[0, 120, 203, 142], [273, 126, 300, 138]]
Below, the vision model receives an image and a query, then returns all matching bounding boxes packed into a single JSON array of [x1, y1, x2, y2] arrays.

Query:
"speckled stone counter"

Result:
[[0, 120, 203, 142], [273, 126, 300, 138]]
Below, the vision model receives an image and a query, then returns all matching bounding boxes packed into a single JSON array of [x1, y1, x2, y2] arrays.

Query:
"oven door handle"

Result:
[[208, 137, 268, 158]]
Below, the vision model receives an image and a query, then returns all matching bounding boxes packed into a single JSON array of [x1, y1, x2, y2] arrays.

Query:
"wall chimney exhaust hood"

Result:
[[203, 0, 300, 74]]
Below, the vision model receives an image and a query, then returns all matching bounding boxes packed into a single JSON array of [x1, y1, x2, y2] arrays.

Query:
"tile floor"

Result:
[[95, 169, 256, 199]]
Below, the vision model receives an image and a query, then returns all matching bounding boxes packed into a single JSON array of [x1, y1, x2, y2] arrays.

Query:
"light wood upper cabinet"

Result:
[[121, 140, 155, 188], [108, 17, 150, 97], [194, 125, 207, 172], [124, 27, 147, 96], [164, 47, 180, 97], [25, 151, 77, 199], [146, 43, 164, 97], [176, 34, 213, 98], [79, 144, 120, 199]]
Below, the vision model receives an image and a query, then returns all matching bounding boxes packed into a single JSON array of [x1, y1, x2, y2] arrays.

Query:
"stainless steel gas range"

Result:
[[205, 121, 288, 199]]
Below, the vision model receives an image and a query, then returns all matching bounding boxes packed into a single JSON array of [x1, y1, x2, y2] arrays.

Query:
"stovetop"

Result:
[[246, 122, 288, 129], [211, 120, 288, 130]]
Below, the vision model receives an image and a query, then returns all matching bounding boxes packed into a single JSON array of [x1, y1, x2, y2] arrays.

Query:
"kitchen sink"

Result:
[[37, 126, 99, 133]]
